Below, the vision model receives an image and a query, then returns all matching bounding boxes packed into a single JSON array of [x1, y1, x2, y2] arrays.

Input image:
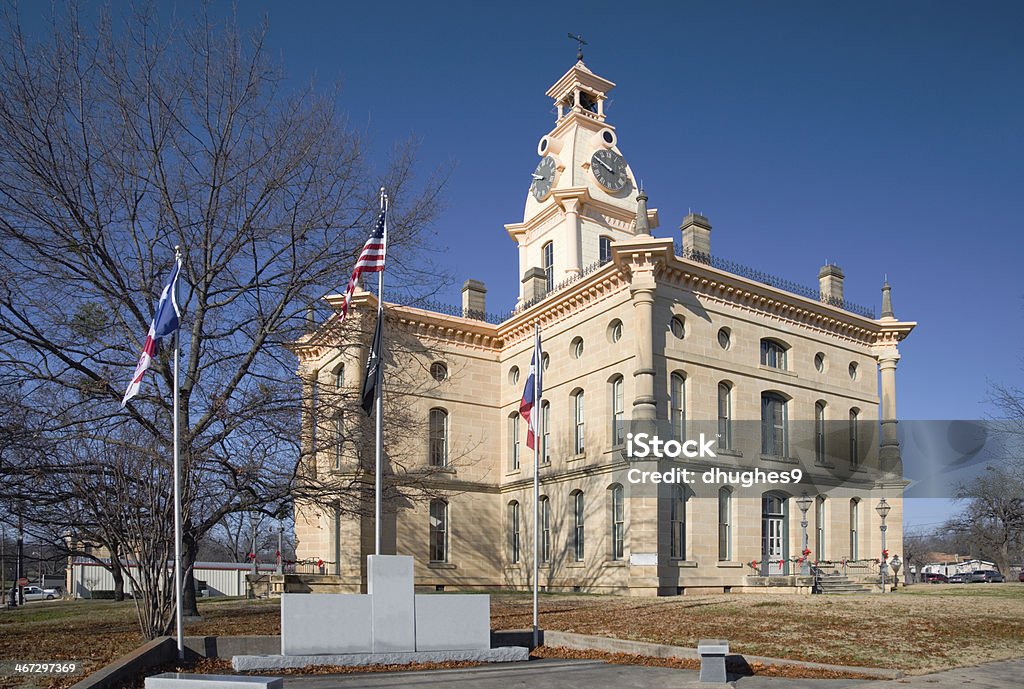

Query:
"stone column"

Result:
[[517, 239, 528, 304], [877, 348, 901, 472], [630, 265, 658, 423], [562, 197, 582, 277]]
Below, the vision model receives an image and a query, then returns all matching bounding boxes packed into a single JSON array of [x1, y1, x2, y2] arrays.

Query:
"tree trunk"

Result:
[[181, 529, 200, 618], [110, 556, 126, 602]]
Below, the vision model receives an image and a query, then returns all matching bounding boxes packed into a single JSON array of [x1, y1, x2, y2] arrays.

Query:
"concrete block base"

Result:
[[232, 647, 529, 672], [145, 673, 283, 689]]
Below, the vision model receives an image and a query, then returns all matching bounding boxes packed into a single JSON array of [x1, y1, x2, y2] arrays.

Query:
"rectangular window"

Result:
[[761, 394, 787, 457], [718, 488, 731, 561], [543, 242, 554, 293], [671, 374, 685, 441], [574, 392, 585, 455], [849, 410, 859, 467], [599, 236, 612, 264], [540, 498, 551, 563], [611, 486, 624, 561], [670, 488, 686, 560], [429, 501, 448, 563], [611, 378, 624, 446], [760, 340, 787, 369], [429, 409, 448, 467], [849, 500, 859, 560], [509, 502, 520, 564], [510, 414, 520, 470], [717, 383, 732, 450], [333, 411, 344, 469], [573, 492, 585, 562], [815, 403, 826, 465]]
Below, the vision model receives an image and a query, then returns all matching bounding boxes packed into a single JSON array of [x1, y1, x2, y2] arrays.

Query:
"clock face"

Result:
[[591, 149, 629, 192], [531, 156, 556, 201]]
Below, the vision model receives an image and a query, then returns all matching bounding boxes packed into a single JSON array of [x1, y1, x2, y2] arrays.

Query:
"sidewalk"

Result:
[[278, 657, 1024, 689]]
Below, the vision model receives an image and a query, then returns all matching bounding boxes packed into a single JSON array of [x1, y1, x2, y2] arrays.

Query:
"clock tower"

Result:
[[506, 60, 658, 304]]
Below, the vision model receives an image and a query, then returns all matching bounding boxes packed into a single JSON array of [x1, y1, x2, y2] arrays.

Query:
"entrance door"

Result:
[[761, 494, 788, 575]]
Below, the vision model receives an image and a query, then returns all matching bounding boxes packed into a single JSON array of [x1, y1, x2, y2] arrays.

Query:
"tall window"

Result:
[[429, 408, 449, 467], [717, 382, 732, 450], [542, 241, 554, 292], [508, 501, 521, 564], [610, 376, 625, 446], [429, 500, 448, 562], [610, 484, 625, 561], [718, 487, 732, 561], [573, 390, 585, 454], [760, 339, 788, 369], [815, 401, 827, 465], [509, 412, 521, 470], [815, 496, 826, 560], [849, 408, 860, 466], [599, 235, 612, 264], [572, 490, 585, 561], [333, 411, 344, 469], [849, 499, 859, 560], [670, 373, 686, 441], [541, 401, 551, 464], [333, 364, 344, 389], [670, 485, 686, 560], [539, 496, 551, 563], [761, 392, 788, 457]]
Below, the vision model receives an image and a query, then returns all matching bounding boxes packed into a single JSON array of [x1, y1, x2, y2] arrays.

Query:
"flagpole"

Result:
[[374, 190, 387, 556], [172, 246, 184, 661], [532, 323, 540, 650]]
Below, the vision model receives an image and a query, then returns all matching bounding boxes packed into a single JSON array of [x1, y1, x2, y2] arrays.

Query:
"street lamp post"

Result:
[[875, 498, 891, 593], [250, 517, 258, 576], [796, 491, 812, 576], [890, 555, 902, 589], [276, 526, 283, 575]]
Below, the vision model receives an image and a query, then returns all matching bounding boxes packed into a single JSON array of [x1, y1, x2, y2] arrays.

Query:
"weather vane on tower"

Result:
[[567, 32, 587, 61]]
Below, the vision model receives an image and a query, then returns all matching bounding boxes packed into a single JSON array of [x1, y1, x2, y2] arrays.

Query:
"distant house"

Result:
[[921, 558, 998, 577]]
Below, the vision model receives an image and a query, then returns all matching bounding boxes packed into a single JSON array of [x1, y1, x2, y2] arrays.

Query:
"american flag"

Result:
[[339, 206, 387, 321]]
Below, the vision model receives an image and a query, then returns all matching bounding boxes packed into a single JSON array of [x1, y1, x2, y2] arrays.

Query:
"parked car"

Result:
[[1019, 571, 1024, 583], [921, 572, 948, 584], [22, 585, 58, 601], [969, 570, 1005, 583], [947, 573, 969, 583]]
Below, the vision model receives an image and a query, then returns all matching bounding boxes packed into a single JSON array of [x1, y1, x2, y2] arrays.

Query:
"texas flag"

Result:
[[518, 329, 543, 450], [121, 258, 182, 407]]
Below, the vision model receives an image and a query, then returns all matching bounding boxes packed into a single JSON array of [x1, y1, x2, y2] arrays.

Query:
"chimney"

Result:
[[461, 279, 487, 318], [680, 213, 712, 257], [818, 264, 845, 305], [521, 267, 548, 303]]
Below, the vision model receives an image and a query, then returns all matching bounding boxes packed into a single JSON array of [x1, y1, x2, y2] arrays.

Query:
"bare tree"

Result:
[[0, 3, 449, 635], [946, 461, 1024, 575]]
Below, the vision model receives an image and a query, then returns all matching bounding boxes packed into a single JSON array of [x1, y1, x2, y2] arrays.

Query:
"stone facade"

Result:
[[290, 61, 915, 596]]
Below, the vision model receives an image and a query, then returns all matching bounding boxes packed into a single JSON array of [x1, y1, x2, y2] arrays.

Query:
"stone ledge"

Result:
[[232, 646, 529, 671]]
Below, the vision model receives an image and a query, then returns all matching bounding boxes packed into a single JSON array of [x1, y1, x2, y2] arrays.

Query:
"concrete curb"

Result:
[[541, 630, 904, 679], [68, 637, 177, 689]]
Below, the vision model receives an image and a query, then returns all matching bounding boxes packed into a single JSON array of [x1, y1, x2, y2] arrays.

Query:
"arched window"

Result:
[[849, 498, 860, 560], [849, 408, 860, 467], [539, 496, 551, 563], [718, 487, 732, 561], [815, 401, 827, 465], [429, 500, 448, 563], [571, 490, 585, 561], [508, 500, 521, 564], [761, 392, 788, 457], [542, 241, 554, 292], [610, 376, 625, 446], [429, 408, 449, 467], [760, 338, 788, 370], [599, 235, 613, 264], [332, 364, 344, 389], [670, 485, 686, 560], [541, 401, 551, 465], [509, 412, 520, 471], [610, 484, 625, 560], [573, 390, 585, 455], [717, 382, 732, 450], [670, 373, 686, 441], [815, 496, 826, 560]]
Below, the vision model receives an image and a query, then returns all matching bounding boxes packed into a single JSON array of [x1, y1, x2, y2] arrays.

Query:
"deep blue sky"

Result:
[[18, 2, 1024, 530]]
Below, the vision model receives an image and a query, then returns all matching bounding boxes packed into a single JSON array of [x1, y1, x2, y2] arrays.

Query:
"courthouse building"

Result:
[[290, 61, 916, 595]]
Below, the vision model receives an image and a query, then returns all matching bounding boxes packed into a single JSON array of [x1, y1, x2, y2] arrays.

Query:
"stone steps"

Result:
[[816, 574, 875, 595]]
